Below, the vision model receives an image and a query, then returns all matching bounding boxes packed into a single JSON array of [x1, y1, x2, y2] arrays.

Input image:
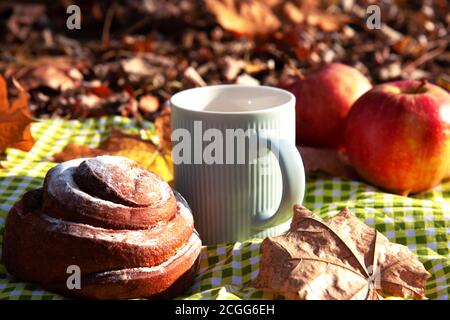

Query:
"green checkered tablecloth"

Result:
[[0, 116, 449, 300]]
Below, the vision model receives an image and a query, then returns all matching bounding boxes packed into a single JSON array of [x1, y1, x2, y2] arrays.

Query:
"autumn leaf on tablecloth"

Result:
[[52, 129, 173, 182], [0, 75, 35, 156], [253, 206, 430, 300], [206, 0, 281, 37], [298, 146, 358, 179]]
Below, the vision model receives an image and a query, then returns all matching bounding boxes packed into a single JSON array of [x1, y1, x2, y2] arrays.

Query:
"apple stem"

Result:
[[414, 80, 428, 94]]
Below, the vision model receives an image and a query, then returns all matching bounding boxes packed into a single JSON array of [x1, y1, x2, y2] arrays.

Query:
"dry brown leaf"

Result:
[[222, 56, 244, 81], [0, 76, 35, 155], [89, 84, 112, 98], [283, 1, 305, 24], [243, 61, 268, 74], [121, 57, 154, 77], [206, 0, 349, 38], [183, 66, 207, 87], [308, 13, 353, 32], [15, 57, 83, 91], [283, 1, 351, 32], [206, 0, 281, 37], [22, 66, 77, 91], [154, 106, 173, 152], [122, 35, 154, 53], [236, 73, 260, 85], [52, 130, 173, 182], [253, 206, 431, 300], [298, 146, 357, 179]]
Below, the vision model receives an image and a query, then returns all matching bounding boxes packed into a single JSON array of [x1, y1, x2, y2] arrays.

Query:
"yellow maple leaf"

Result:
[[52, 130, 173, 183]]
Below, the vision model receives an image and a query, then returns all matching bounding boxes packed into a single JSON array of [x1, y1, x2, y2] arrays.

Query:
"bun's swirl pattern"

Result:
[[3, 156, 202, 300], [43, 156, 178, 230]]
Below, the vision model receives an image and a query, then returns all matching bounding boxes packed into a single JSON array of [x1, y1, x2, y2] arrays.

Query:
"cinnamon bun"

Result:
[[3, 156, 202, 299]]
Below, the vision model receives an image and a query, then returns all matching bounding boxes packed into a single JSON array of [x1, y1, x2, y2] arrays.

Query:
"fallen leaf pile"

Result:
[[0, 75, 34, 157], [52, 129, 173, 183], [0, 1, 448, 120], [253, 205, 431, 300]]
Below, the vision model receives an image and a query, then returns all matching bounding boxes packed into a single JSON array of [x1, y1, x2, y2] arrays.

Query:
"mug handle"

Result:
[[251, 135, 305, 231]]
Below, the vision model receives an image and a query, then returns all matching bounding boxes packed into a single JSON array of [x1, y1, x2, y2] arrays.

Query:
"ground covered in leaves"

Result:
[[0, 0, 448, 122]]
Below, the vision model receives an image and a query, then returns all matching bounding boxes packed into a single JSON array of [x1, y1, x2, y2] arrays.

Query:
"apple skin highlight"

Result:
[[345, 80, 450, 195]]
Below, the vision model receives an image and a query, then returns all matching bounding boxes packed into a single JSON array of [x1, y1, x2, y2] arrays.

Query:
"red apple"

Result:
[[282, 63, 372, 148], [345, 80, 450, 195]]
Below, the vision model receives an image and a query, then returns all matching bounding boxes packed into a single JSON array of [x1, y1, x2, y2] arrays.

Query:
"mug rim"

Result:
[[170, 84, 295, 115]]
